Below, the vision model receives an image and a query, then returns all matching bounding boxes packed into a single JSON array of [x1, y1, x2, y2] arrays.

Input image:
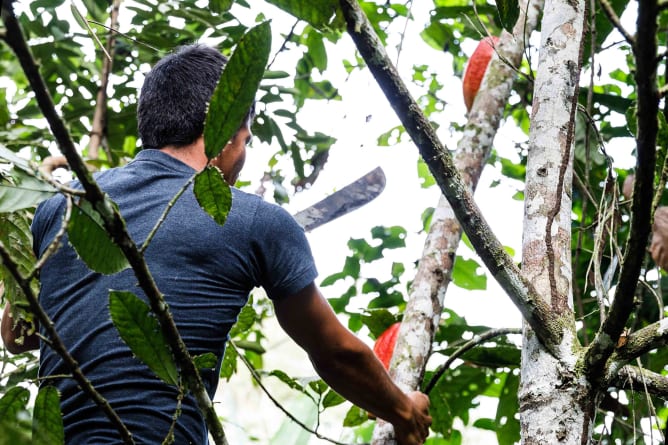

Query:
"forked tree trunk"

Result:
[[518, 0, 593, 441]]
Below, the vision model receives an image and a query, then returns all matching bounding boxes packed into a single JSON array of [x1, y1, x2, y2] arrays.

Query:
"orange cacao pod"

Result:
[[462, 36, 499, 112], [373, 322, 401, 369]]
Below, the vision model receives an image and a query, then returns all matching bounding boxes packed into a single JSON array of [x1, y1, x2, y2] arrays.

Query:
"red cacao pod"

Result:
[[462, 36, 499, 112], [373, 322, 401, 369]]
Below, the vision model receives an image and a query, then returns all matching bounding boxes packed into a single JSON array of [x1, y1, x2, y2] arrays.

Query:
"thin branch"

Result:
[[0, 241, 136, 444], [87, 0, 123, 160], [71, 3, 112, 62], [86, 20, 160, 53], [585, 0, 658, 384], [1, 4, 229, 443], [140, 174, 195, 254], [614, 365, 668, 399], [337, 0, 562, 353], [27, 195, 72, 281], [267, 19, 298, 71], [229, 341, 354, 445], [424, 328, 521, 394], [598, 0, 635, 46]]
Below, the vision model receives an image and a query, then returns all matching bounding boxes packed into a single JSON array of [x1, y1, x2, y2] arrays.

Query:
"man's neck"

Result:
[[159, 138, 207, 171]]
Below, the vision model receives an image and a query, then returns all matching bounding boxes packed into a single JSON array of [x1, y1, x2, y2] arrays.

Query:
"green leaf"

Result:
[[451, 257, 487, 290], [193, 352, 218, 370], [0, 169, 57, 212], [232, 339, 266, 354], [194, 166, 232, 226], [32, 386, 64, 445], [496, 0, 519, 32], [219, 343, 238, 380], [268, 370, 316, 403], [495, 371, 520, 445], [308, 379, 328, 395], [0, 211, 39, 310], [0, 387, 31, 444], [109, 291, 179, 386], [0, 386, 30, 419], [360, 309, 398, 338], [68, 198, 129, 275], [417, 157, 436, 189], [625, 104, 638, 137], [0, 144, 32, 171], [210, 0, 234, 13], [343, 405, 367, 427], [229, 296, 256, 337], [322, 389, 345, 408], [264, 0, 341, 31], [204, 21, 272, 159], [0, 90, 10, 127]]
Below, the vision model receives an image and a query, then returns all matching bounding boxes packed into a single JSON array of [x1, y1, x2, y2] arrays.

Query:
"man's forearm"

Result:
[[308, 338, 413, 426]]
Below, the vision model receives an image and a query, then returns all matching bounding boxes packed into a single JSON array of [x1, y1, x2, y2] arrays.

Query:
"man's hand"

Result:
[[393, 391, 432, 445], [274, 283, 433, 444]]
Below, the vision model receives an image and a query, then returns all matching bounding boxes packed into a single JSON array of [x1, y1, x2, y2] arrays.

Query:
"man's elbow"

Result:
[[2, 309, 39, 354], [2, 331, 39, 354]]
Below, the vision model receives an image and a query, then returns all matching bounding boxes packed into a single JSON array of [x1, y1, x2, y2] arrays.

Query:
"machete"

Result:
[[292, 167, 386, 232]]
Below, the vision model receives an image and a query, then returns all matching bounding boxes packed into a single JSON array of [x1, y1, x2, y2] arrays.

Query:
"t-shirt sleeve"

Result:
[[250, 201, 318, 300], [31, 195, 66, 258]]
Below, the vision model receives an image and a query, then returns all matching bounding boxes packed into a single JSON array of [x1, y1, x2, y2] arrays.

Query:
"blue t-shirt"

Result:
[[32, 149, 318, 444]]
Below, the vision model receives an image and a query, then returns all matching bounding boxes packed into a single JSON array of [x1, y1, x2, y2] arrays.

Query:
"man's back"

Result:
[[33, 149, 317, 444]]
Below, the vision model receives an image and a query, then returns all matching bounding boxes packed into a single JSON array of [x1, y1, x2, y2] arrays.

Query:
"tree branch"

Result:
[[337, 0, 562, 352], [614, 365, 668, 399], [424, 328, 521, 394], [372, 0, 543, 441], [598, 0, 635, 46], [230, 341, 354, 445], [0, 241, 135, 444], [1, 3, 229, 443], [88, 0, 122, 160], [585, 0, 658, 385], [610, 318, 668, 366]]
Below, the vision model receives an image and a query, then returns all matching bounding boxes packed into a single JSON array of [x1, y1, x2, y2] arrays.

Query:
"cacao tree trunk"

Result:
[[370, 0, 543, 442], [518, 0, 593, 441]]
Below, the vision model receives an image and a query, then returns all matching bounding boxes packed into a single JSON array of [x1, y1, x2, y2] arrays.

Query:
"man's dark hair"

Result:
[[138, 44, 228, 149]]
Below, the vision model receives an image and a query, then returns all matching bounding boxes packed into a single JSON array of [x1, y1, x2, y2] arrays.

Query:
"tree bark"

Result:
[[518, 0, 593, 441], [371, 0, 543, 441], [88, 0, 122, 161]]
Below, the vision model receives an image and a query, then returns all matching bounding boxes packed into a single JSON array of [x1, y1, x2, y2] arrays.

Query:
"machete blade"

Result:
[[292, 167, 386, 232]]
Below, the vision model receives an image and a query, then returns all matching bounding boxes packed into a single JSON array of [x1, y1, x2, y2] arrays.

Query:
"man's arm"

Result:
[[273, 282, 432, 445], [2, 302, 39, 354]]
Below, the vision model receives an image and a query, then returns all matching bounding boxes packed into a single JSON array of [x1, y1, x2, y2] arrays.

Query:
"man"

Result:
[[2, 44, 431, 444]]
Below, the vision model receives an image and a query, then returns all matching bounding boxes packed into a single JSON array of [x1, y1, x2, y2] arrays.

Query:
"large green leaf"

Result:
[[194, 166, 232, 227], [0, 144, 33, 171], [495, 0, 519, 32], [203, 21, 272, 160], [32, 386, 64, 445], [0, 387, 31, 445], [264, 0, 341, 31], [108, 290, 179, 386], [67, 198, 129, 275], [0, 168, 57, 212], [0, 386, 30, 419], [0, 212, 39, 308]]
